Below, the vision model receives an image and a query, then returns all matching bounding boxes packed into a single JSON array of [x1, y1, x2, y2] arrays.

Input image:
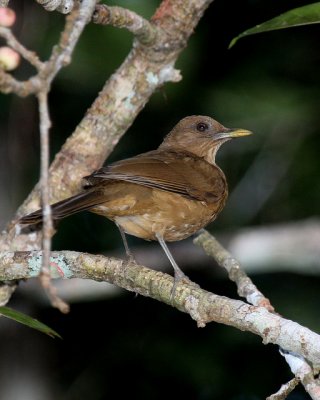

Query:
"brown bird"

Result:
[[20, 115, 251, 293]]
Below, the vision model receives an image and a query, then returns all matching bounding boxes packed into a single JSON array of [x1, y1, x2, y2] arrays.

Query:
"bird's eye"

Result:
[[196, 122, 209, 132]]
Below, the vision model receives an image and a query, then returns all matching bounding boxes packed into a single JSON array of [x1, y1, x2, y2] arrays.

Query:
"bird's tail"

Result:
[[19, 189, 106, 225]]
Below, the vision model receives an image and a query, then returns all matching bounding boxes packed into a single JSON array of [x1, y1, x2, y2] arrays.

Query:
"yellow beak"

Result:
[[215, 128, 252, 140], [227, 128, 253, 138]]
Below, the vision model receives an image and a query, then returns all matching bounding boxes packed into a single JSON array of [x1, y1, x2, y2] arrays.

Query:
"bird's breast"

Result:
[[112, 190, 226, 242]]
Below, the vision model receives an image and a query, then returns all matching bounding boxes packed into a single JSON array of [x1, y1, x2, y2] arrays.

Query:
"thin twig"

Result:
[[37, 90, 69, 313], [266, 378, 300, 400], [0, 69, 41, 95], [0, 0, 96, 97], [92, 4, 157, 45], [0, 27, 43, 69], [193, 229, 274, 311]]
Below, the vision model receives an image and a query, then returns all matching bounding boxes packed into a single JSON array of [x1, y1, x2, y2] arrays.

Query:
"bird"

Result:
[[20, 115, 252, 295]]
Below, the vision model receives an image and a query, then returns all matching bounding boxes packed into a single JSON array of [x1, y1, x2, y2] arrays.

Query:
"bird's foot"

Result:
[[122, 253, 137, 270], [122, 254, 139, 297], [170, 269, 199, 303]]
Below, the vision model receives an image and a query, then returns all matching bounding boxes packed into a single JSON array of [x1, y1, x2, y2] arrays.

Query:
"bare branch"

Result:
[[194, 229, 320, 395], [194, 229, 274, 310], [0, 69, 41, 95], [37, 90, 52, 269], [92, 5, 157, 45], [0, 0, 95, 97], [266, 378, 299, 400], [37, 90, 69, 312], [0, 27, 43, 69], [1, 249, 320, 367]]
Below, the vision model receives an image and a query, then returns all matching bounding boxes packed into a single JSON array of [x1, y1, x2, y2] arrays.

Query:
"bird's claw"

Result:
[[170, 271, 199, 303]]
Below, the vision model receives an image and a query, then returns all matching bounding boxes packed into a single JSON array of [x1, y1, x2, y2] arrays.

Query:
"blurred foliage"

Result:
[[1, 0, 320, 399]]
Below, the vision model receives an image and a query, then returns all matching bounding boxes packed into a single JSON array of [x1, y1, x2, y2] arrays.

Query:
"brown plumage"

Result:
[[20, 115, 251, 293]]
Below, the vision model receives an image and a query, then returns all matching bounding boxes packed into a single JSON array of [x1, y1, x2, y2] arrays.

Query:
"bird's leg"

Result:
[[115, 222, 136, 264], [156, 233, 191, 300]]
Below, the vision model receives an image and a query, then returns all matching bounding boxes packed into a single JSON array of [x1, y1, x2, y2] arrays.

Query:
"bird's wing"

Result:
[[19, 188, 108, 224], [83, 150, 227, 203]]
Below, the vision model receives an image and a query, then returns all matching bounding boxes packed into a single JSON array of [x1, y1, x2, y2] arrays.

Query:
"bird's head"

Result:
[[159, 115, 252, 164]]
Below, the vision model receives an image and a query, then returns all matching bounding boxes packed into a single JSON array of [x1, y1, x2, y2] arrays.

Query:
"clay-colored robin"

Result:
[[20, 115, 251, 291]]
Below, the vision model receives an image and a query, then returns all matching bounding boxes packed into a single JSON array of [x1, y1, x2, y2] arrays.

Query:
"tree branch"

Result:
[[194, 228, 320, 397], [194, 229, 274, 310], [266, 378, 299, 400], [92, 4, 157, 45], [1, 249, 320, 367], [0, 69, 41, 95], [0, 27, 43, 69], [37, 90, 69, 313], [0, 0, 96, 97], [37, 90, 52, 271]]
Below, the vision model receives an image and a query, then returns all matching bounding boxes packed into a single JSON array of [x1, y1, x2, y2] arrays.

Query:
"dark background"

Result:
[[1, 0, 320, 399]]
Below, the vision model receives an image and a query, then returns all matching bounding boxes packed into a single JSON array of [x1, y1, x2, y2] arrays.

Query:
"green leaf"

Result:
[[0, 306, 61, 339], [229, 2, 320, 48]]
